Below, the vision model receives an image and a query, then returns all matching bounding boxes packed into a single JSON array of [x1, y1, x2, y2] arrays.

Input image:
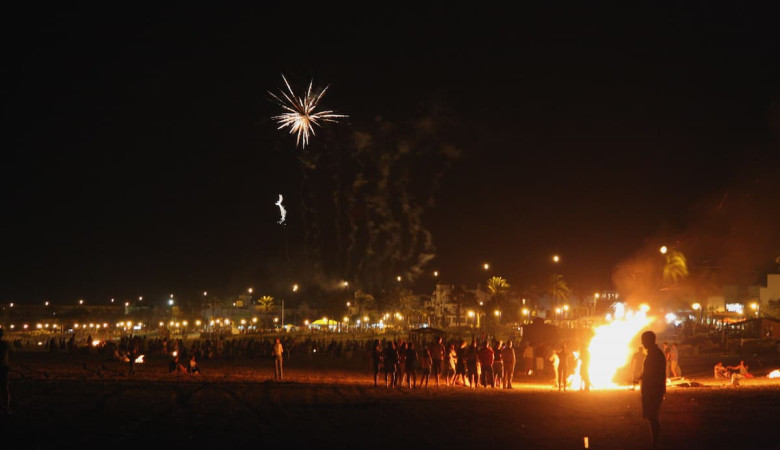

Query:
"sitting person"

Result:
[[713, 361, 728, 379], [725, 360, 752, 385], [169, 352, 187, 373], [188, 355, 201, 374]]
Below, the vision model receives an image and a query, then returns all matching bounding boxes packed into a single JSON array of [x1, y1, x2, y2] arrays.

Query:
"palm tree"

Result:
[[258, 295, 275, 327], [487, 276, 510, 312], [551, 273, 571, 305], [663, 250, 689, 286], [487, 276, 510, 297]]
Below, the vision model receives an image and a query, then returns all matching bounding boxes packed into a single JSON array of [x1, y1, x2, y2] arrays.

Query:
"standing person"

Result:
[[662, 342, 671, 380], [669, 343, 681, 378], [522, 342, 534, 376], [630, 346, 646, 390], [477, 340, 495, 388], [0, 329, 10, 415], [370, 340, 382, 387], [382, 341, 398, 388], [454, 340, 468, 387], [419, 347, 432, 388], [429, 336, 445, 387], [272, 337, 284, 381], [579, 343, 592, 391], [446, 343, 457, 386], [640, 331, 666, 449], [558, 344, 570, 391], [492, 340, 504, 388], [548, 348, 560, 389], [465, 340, 480, 388], [535, 344, 545, 377], [501, 340, 516, 389], [403, 342, 418, 388], [396, 341, 407, 388]]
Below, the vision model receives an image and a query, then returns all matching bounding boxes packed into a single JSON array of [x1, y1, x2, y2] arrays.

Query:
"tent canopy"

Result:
[[310, 319, 338, 326]]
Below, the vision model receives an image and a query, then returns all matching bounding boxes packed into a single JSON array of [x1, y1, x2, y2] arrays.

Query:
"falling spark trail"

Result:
[[276, 194, 287, 224], [269, 74, 347, 148]]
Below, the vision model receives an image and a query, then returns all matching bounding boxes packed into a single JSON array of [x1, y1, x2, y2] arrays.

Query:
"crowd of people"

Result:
[[368, 335, 600, 391], [5, 330, 612, 390]]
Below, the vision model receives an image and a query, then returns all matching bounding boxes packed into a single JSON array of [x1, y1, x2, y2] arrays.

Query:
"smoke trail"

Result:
[[291, 111, 460, 306]]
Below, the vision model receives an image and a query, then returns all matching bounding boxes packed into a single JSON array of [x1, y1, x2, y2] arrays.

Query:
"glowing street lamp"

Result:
[[468, 310, 478, 328], [750, 302, 759, 317], [483, 263, 490, 271]]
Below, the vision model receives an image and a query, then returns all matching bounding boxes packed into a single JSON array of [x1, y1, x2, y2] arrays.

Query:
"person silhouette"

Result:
[[0, 329, 10, 415], [640, 331, 666, 449]]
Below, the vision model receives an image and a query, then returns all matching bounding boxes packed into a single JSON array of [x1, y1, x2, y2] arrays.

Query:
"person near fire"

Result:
[[640, 331, 666, 449]]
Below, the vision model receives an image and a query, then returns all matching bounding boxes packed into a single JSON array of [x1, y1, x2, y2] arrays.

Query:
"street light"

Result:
[[659, 245, 668, 255], [750, 302, 759, 317], [483, 263, 490, 271], [551, 255, 560, 311]]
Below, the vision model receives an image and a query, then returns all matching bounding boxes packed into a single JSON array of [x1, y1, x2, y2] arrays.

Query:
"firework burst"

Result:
[[269, 74, 347, 148]]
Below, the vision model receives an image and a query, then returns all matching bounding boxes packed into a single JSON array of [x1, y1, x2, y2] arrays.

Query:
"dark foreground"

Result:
[[2, 352, 780, 450]]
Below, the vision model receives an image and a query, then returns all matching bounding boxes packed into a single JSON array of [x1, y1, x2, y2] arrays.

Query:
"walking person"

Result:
[[640, 331, 667, 449], [272, 337, 284, 381], [501, 340, 516, 389], [0, 329, 10, 415]]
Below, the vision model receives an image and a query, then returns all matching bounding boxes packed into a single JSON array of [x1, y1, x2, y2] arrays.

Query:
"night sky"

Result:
[[3, 3, 779, 306]]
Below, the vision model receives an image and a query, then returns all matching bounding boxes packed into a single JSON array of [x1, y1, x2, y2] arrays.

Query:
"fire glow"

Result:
[[586, 303, 654, 389], [769, 369, 780, 379]]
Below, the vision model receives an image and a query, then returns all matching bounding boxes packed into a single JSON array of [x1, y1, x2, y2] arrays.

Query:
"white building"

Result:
[[759, 274, 780, 303]]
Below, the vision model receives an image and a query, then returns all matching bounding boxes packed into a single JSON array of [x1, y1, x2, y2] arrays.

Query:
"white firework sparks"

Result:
[[275, 194, 287, 224], [269, 74, 347, 148]]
